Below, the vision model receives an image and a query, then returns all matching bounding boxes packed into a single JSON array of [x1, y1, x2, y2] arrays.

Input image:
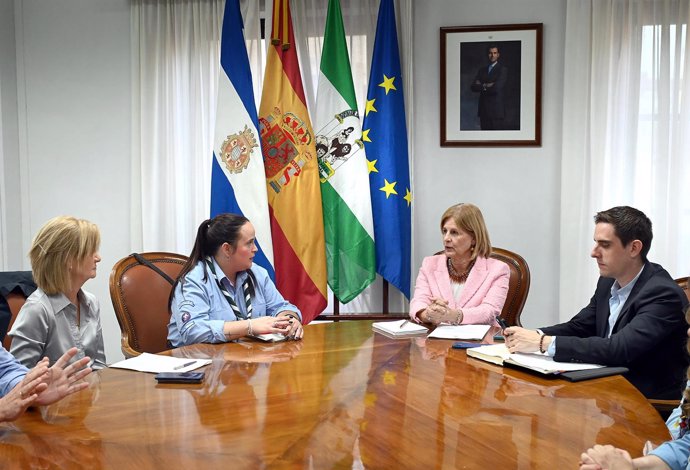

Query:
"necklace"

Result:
[[447, 258, 475, 284]]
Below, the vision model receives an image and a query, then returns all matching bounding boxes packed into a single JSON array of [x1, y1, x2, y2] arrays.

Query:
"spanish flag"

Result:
[[259, 0, 327, 322]]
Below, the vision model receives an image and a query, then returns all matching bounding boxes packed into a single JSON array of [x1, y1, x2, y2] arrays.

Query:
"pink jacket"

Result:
[[409, 254, 510, 325]]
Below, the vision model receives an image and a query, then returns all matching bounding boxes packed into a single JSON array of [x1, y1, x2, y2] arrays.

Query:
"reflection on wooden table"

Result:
[[0, 321, 670, 469]]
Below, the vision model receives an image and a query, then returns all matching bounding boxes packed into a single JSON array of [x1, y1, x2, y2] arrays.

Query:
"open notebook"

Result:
[[466, 344, 628, 381]]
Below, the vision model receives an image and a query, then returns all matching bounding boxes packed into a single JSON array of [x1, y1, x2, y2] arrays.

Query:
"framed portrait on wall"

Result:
[[440, 23, 543, 147]]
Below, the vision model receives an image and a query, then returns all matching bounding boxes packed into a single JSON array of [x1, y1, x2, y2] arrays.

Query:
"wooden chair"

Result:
[[489, 247, 530, 327], [109, 252, 187, 357], [0, 271, 37, 350], [647, 276, 690, 419]]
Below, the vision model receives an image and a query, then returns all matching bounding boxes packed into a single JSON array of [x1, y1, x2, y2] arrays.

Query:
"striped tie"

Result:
[[205, 257, 253, 319]]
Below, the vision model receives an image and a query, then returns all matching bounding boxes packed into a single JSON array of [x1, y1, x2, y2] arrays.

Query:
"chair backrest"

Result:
[[676, 276, 689, 303], [489, 247, 530, 327], [109, 252, 188, 357], [0, 271, 37, 350]]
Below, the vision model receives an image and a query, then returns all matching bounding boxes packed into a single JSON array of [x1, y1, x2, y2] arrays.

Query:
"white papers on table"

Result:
[[508, 352, 603, 373], [372, 319, 429, 337], [250, 333, 288, 342], [427, 324, 491, 340], [109, 353, 212, 373]]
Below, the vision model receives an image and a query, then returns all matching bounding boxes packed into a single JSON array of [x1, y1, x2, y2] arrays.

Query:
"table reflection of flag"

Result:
[[362, 0, 412, 298], [210, 0, 274, 277], [258, 0, 327, 322]]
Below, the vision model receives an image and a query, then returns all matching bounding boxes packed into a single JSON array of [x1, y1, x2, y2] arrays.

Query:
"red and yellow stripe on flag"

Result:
[[259, 0, 327, 323]]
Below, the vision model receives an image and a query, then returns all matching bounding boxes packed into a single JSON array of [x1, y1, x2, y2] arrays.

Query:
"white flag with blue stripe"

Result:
[[211, 0, 274, 277]]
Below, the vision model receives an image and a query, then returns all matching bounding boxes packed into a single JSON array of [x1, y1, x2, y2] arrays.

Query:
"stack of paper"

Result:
[[427, 324, 491, 340], [372, 319, 429, 338], [109, 353, 212, 373]]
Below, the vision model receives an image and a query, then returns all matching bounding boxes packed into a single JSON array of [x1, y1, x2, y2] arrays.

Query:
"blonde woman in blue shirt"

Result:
[[167, 214, 302, 347]]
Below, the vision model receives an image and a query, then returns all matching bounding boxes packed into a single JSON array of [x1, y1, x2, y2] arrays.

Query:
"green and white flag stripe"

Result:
[[315, 0, 375, 303]]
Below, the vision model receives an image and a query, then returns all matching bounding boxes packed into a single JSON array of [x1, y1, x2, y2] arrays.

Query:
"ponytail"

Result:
[[169, 214, 249, 308]]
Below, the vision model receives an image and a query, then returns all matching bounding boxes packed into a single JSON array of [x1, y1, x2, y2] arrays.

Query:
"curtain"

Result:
[[132, 0, 414, 312], [560, 0, 690, 320], [132, 0, 223, 254]]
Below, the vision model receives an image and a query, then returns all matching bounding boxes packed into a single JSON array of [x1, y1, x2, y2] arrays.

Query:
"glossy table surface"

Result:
[[0, 321, 671, 469]]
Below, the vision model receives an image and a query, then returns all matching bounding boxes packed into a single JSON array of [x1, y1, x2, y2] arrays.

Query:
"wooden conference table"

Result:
[[0, 321, 671, 469]]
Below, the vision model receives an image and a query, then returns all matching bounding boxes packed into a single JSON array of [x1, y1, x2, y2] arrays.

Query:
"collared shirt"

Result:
[[9, 288, 107, 370], [547, 266, 645, 356], [0, 346, 27, 398], [168, 260, 301, 348], [606, 266, 644, 337]]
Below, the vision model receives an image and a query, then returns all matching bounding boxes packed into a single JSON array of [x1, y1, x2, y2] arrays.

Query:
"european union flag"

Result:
[[210, 0, 275, 279], [362, 0, 412, 298]]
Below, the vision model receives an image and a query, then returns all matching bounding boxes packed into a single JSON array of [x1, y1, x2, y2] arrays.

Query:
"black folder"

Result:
[[558, 367, 629, 382]]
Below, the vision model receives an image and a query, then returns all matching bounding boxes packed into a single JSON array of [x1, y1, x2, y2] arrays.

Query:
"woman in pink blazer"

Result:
[[410, 203, 510, 326]]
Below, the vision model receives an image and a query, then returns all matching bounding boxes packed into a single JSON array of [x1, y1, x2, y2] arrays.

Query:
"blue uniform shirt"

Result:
[[167, 259, 301, 347], [0, 346, 28, 397], [649, 431, 690, 470], [650, 384, 690, 470]]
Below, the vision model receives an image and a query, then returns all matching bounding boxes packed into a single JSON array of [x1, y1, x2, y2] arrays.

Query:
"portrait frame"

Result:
[[440, 23, 543, 147]]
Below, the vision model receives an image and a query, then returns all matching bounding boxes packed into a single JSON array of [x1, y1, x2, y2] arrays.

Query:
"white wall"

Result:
[[2, 0, 567, 364], [412, 0, 566, 328], [9, 0, 132, 362], [0, 0, 22, 270]]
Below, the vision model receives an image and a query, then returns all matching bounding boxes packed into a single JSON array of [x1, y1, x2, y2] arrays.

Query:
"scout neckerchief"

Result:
[[205, 256, 253, 320]]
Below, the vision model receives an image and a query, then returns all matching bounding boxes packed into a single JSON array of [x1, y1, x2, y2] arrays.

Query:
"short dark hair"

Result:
[[594, 206, 653, 260], [487, 44, 500, 54]]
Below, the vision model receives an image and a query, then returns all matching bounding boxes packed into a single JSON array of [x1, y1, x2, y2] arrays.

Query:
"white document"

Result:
[[109, 353, 212, 373], [427, 324, 491, 340], [250, 333, 288, 342], [508, 353, 603, 373], [372, 319, 429, 336]]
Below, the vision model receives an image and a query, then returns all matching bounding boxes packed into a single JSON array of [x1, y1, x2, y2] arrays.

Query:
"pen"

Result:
[[173, 361, 196, 370], [399, 320, 409, 329], [496, 316, 509, 330]]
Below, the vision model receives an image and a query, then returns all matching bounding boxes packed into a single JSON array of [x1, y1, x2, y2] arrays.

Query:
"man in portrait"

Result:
[[470, 44, 508, 130]]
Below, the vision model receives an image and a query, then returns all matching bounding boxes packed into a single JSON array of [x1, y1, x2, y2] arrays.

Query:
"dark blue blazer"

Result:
[[541, 262, 689, 399]]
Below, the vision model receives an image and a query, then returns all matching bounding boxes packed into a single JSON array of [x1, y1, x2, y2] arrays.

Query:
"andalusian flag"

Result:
[[211, 0, 274, 276], [314, 0, 375, 304], [362, 0, 412, 298], [258, 0, 327, 322]]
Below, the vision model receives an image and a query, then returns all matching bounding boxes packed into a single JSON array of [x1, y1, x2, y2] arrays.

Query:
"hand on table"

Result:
[[579, 445, 633, 470], [277, 312, 303, 340], [504, 327, 548, 354]]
